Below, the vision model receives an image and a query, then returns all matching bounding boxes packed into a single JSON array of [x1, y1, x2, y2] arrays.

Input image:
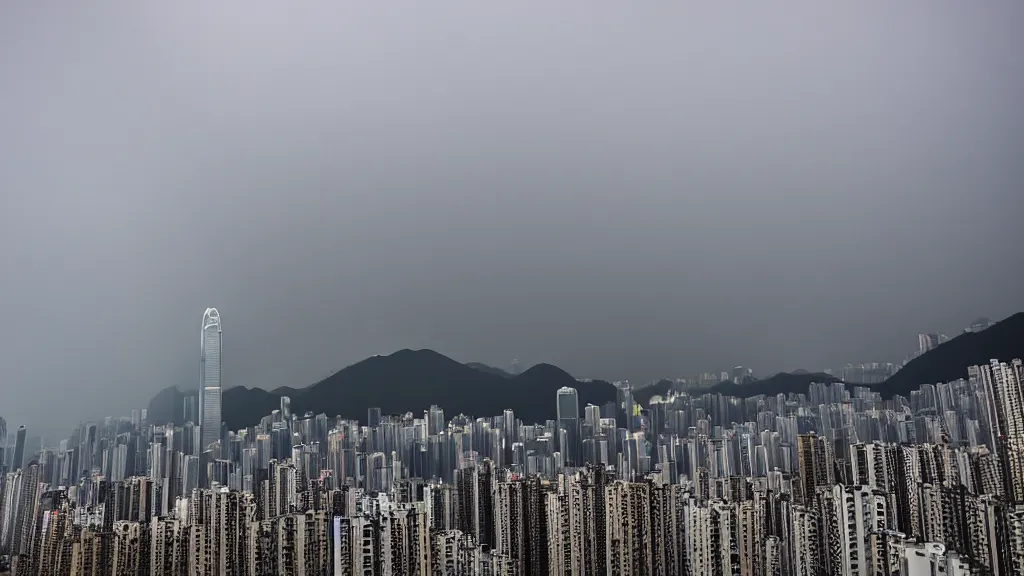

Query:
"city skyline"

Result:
[[0, 310, 1011, 439], [1, 350, 1022, 574], [0, 303, 1021, 574], [4, 307, 1016, 452], [1, 2, 1022, 573]]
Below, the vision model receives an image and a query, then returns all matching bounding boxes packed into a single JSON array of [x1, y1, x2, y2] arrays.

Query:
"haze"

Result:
[[1, 3, 1022, 435]]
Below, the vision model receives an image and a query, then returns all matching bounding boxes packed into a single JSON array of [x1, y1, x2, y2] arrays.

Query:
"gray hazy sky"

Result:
[[1, 3, 1022, 434]]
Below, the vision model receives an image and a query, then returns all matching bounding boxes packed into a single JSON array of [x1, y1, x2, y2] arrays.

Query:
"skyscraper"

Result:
[[280, 396, 291, 421], [0, 416, 6, 471], [556, 387, 580, 466], [11, 425, 26, 473], [182, 395, 198, 425], [199, 308, 223, 451]]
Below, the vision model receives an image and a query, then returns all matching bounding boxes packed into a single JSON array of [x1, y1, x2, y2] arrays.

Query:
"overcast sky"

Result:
[[1, 2, 1022, 435]]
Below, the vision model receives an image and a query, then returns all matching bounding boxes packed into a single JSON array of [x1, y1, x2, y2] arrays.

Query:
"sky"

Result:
[[1, 2, 1022, 435]]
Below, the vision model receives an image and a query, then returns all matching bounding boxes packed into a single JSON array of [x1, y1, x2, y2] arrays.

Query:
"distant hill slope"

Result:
[[147, 385, 188, 426], [876, 312, 1024, 398], [464, 362, 514, 378], [632, 380, 675, 407], [633, 373, 841, 407], [631, 313, 1024, 405], [706, 372, 843, 398], [150, 314, 1023, 424], [148, 350, 617, 431]]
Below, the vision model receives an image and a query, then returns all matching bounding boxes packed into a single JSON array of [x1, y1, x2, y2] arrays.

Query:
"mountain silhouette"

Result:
[[149, 314, 1022, 425], [464, 362, 514, 378], [148, 349, 618, 430], [631, 313, 1024, 405], [633, 373, 841, 407], [705, 372, 843, 398], [876, 312, 1024, 398], [632, 380, 675, 407]]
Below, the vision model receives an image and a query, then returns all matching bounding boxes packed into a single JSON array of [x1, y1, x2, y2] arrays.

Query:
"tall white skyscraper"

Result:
[[199, 308, 223, 451]]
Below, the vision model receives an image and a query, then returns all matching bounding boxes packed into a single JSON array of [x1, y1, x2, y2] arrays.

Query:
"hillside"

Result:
[[706, 372, 843, 398], [632, 313, 1024, 404], [148, 350, 618, 431], [633, 373, 841, 407], [464, 362, 514, 378], [147, 385, 188, 426], [875, 312, 1024, 398], [632, 380, 674, 407], [150, 314, 1023, 425]]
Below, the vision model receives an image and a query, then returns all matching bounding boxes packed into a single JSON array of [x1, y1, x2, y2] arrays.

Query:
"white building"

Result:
[[199, 308, 223, 452]]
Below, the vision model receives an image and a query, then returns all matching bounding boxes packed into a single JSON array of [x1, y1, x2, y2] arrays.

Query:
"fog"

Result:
[[1, 2, 1021, 435]]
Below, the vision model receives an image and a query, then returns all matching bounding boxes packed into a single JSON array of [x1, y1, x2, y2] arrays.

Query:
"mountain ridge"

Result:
[[148, 349, 619, 430], [877, 312, 1024, 398], [148, 313, 1023, 424], [632, 313, 1023, 405], [465, 362, 515, 378]]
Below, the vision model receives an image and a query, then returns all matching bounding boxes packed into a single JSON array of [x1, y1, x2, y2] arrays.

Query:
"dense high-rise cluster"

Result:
[[1, 310, 1023, 575]]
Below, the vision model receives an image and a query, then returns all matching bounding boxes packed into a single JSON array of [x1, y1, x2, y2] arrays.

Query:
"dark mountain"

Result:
[[149, 314, 1022, 425], [875, 312, 1024, 398], [633, 380, 674, 407], [631, 314, 1024, 405], [464, 362, 514, 378], [633, 373, 842, 407], [148, 349, 618, 431], [706, 372, 843, 398], [147, 385, 188, 427]]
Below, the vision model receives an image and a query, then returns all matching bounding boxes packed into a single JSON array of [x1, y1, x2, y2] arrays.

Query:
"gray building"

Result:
[[556, 387, 580, 467]]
